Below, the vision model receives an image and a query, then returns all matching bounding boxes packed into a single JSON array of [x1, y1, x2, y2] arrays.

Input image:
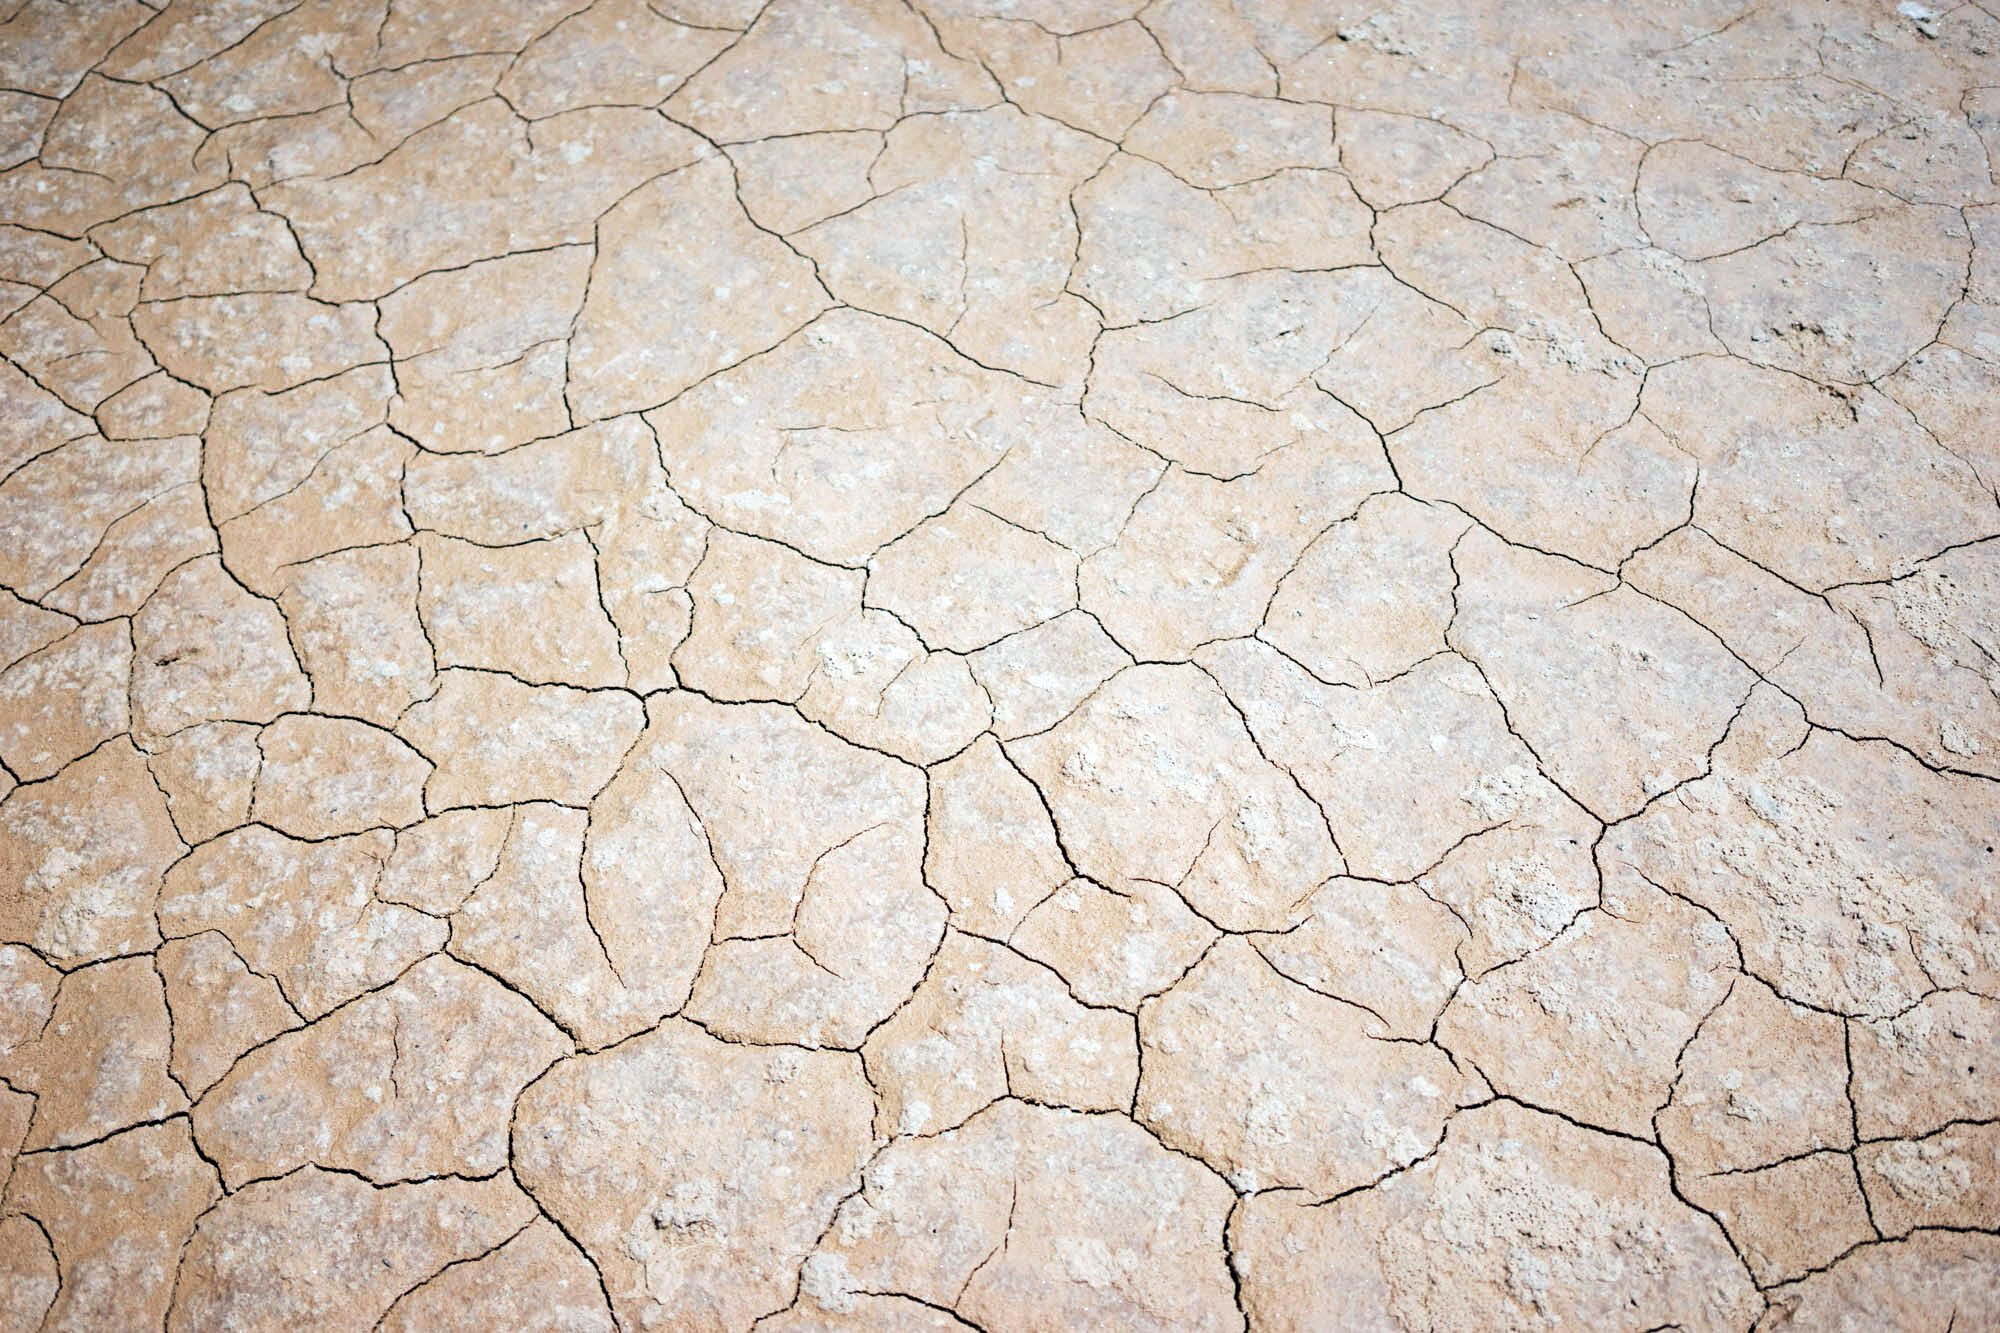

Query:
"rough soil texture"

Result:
[[2, 0, 1999, 1328]]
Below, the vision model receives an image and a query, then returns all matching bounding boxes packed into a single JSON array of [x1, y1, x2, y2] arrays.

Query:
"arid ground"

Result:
[[1, 0, 1998, 1328]]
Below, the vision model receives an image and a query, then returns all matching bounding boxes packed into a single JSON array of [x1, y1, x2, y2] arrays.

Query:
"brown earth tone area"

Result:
[[2, 0, 1999, 1328]]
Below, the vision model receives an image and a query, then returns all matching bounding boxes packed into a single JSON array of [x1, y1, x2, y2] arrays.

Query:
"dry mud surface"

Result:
[[2, 0, 2000, 1328]]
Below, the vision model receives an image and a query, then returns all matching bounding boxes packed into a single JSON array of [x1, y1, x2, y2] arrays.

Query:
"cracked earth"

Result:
[[1, 0, 1999, 1328]]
